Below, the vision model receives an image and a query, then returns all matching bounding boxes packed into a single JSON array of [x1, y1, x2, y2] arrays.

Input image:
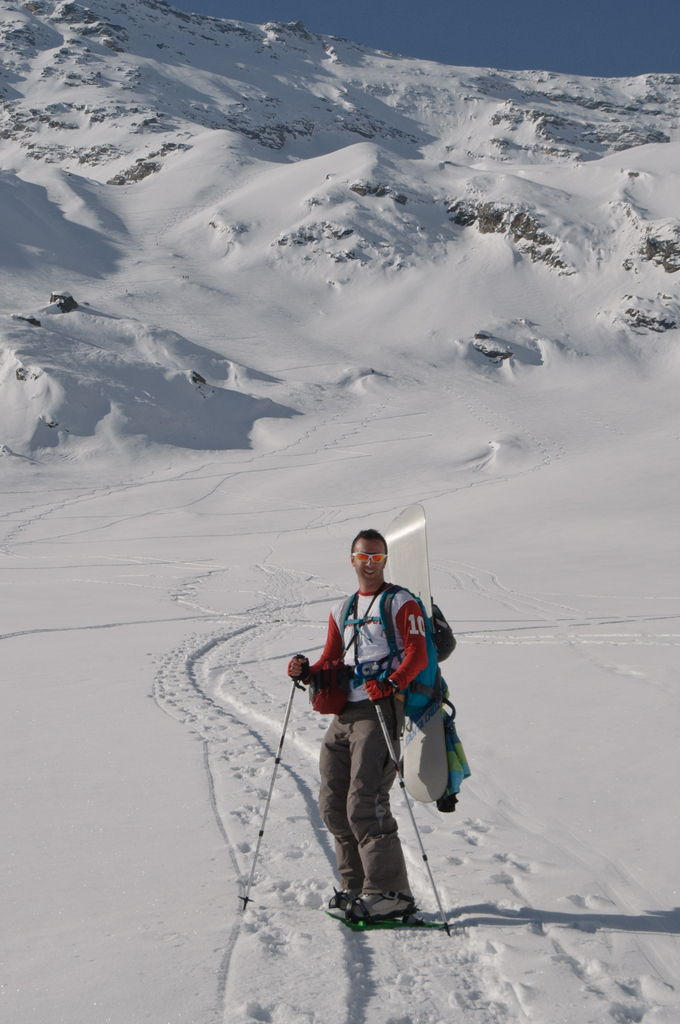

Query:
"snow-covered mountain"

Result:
[[1, 0, 680, 453], [2, 4, 680, 1024]]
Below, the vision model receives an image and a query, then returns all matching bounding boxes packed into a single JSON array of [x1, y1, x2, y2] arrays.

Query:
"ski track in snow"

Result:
[[434, 560, 680, 642], [151, 559, 680, 1024], [4, 368, 676, 1020], [151, 564, 511, 1024], [3, 351, 679, 1018], [2, 459, 678, 1021]]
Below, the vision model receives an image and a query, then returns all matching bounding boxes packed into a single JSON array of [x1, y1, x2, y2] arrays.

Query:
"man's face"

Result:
[[351, 538, 388, 593]]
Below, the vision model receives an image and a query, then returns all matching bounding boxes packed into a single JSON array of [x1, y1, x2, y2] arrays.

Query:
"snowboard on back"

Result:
[[384, 504, 448, 804], [401, 699, 448, 803], [384, 504, 432, 618]]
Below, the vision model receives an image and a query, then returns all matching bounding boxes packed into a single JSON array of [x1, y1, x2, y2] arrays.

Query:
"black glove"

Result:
[[288, 655, 310, 681]]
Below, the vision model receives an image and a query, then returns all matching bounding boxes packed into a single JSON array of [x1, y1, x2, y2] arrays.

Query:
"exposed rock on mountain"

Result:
[[106, 157, 160, 184], [50, 291, 79, 311], [350, 181, 408, 204], [489, 100, 671, 156], [606, 293, 679, 335], [474, 341, 513, 361], [642, 231, 680, 273], [448, 201, 571, 272], [624, 307, 677, 331], [0, 0, 679, 454]]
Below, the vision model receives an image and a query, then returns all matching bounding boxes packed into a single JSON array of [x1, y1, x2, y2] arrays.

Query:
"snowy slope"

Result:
[[1, 3, 680, 1024]]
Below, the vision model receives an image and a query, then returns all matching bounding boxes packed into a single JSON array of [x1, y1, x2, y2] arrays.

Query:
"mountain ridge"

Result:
[[0, 0, 679, 456], [3, 0, 680, 175]]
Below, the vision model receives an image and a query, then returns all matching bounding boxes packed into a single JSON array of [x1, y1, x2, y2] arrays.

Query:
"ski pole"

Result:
[[374, 702, 451, 935], [240, 675, 305, 909]]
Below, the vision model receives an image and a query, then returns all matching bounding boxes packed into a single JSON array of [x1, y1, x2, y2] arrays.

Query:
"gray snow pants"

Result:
[[318, 697, 411, 896]]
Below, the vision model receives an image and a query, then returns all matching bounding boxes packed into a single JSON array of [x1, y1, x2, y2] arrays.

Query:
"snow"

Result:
[[1, 2, 680, 1022]]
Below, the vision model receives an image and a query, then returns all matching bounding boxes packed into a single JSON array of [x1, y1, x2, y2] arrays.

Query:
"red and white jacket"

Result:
[[310, 585, 428, 702]]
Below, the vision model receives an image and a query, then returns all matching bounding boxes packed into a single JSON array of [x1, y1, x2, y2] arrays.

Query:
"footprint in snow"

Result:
[[457, 829, 482, 846], [566, 893, 615, 910], [493, 851, 534, 873], [464, 817, 491, 832], [609, 1001, 646, 1023]]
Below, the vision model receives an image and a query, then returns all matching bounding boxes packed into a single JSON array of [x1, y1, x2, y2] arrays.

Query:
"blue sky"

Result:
[[171, 0, 679, 79]]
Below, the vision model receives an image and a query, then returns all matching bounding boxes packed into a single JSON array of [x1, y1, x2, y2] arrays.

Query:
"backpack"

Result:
[[432, 603, 456, 662], [307, 660, 354, 715], [340, 587, 470, 812], [340, 584, 454, 719]]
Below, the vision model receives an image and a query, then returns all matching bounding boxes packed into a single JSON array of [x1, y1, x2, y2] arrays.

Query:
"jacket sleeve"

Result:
[[309, 613, 344, 674], [388, 600, 429, 691]]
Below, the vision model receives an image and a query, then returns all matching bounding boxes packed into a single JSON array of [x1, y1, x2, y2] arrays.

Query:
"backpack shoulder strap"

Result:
[[380, 587, 444, 703], [379, 584, 407, 664], [340, 592, 359, 658]]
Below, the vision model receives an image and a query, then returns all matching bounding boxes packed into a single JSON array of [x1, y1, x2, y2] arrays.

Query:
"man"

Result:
[[288, 528, 428, 922]]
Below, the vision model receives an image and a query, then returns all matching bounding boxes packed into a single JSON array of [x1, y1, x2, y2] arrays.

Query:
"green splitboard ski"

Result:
[[325, 911, 445, 931]]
